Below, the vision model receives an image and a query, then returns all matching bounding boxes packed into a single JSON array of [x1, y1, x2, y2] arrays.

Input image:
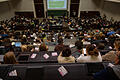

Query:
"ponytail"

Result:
[[89, 48, 99, 56], [86, 44, 99, 56]]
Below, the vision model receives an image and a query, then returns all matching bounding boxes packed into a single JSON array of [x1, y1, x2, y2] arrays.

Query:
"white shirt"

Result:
[[77, 53, 102, 63]]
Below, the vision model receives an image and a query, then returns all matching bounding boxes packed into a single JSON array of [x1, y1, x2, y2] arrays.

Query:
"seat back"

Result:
[[13, 66, 27, 80], [43, 63, 89, 80], [86, 62, 104, 74], [25, 66, 44, 80]]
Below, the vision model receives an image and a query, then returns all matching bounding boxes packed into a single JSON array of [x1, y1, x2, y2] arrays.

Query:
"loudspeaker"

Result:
[[70, 0, 80, 17], [34, 0, 45, 18], [71, 0, 80, 3], [34, 0, 43, 3]]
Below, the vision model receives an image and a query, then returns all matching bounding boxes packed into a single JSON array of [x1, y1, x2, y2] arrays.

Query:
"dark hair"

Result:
[[86, 44, 99, 56], [61, 47, 71, 57], [94, 35, 101, 40], [84, 37, 88, 41], [58, 38, 63, 44], [75, 40, 83, 50], [39, 43, 48, 51], [115, 51, 120, 65]]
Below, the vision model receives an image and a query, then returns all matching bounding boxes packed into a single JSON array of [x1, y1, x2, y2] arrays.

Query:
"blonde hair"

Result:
[[4, 52, 17, 64], [21, 45, 27, 52], [114, 40, 120, 51], [115, 51, 120, 65]]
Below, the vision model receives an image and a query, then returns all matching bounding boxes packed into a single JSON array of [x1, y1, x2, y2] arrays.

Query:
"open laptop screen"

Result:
[[15, 42, 21, 47]]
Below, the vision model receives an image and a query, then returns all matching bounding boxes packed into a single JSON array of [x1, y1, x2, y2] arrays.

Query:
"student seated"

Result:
[[39, 43, 48, 51], [21, 44, 27, 52], [57, 46, 75, 63], [72, 40, 83, 58], [54, 38, 65, 52], [3, 52, 18, 64], [93, 52, 120, 80], [102, 40, 120, 63], [77, 44, 102, 63]]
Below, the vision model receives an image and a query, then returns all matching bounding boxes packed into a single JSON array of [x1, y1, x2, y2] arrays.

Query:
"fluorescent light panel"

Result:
[[105, 0, 120, 3], [0, 0, 9, 2]]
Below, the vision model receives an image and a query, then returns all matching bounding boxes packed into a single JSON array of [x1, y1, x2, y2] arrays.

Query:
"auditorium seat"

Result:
[[0, 62, 109, 80], [0, 64, 10, 79], [43, 63, 89, 80], [86, 62, 104, 75], [99, 50, 110, 55], [0, 65, 22, 80], [0, 46, 9, 55], [16, 51, 60, 63], [25, 66, 44, 80], [17, 54, 30, 62], [13, 66, 27, 80]]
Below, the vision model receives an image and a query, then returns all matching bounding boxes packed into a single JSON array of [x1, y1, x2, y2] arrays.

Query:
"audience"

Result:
[[0, 13, 120, 80], [0, 15, 119, 65], [77, 44, 102, 62], [57, 46, 75, 63]]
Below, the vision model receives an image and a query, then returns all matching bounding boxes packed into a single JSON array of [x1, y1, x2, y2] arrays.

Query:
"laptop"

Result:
[[18, 54, 29, 61], [15, 42, 21, 47]]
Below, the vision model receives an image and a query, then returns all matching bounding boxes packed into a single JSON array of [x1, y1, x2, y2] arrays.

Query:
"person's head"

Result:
[[86, 44, 99, 56], [61, 46, 71, 57], [99, 32, 105, 40], [58, 38, 63, 45], [75, 40, 83, 50], [4, 52, 17, 64], [65, 32, 70, 39], [73, 32, 76, 37], [94, 35, 101, 40], [39, 43, 48, 51], [115, 52, 120, 65], [114, 40, 120, 51], [83, 37, 88, 41]]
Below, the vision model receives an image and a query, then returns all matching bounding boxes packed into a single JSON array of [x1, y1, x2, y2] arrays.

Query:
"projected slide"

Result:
[[47, 0, 67, 10]]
